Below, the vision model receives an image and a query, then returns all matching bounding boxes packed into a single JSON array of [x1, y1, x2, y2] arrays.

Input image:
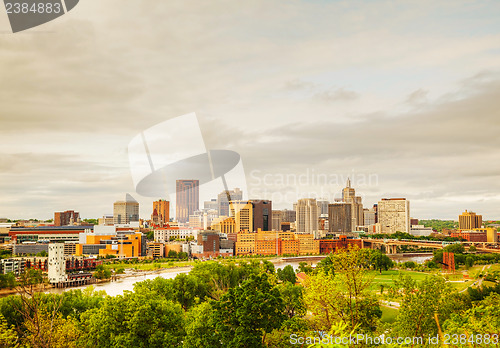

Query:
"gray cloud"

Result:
[[1, 1, 500, 219], [406, 89, 429, 104], [313, 88, 359, 102]]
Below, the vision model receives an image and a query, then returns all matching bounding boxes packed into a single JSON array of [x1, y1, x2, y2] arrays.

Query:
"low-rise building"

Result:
[[13, 242, 49, 256], [450, 230, 487, 242], [154, 227, 199, 242], [319, 236, 362, 254], [147, 242, 165, 258], [9, 226, 90, 243], [0, 258, 25, 275], [210, 216, 236, 234], [410, 225, 434, 237], [76, 230, 144, 258], [235, 230, 319, 256]]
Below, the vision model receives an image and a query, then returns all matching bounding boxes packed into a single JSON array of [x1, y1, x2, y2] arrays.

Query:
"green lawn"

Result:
[[486, 264, 500, 272], [369, 270, 432, 291], [449, 280, 472, 292], [103, 260, 195, 271], [380, 306, 399, 323]]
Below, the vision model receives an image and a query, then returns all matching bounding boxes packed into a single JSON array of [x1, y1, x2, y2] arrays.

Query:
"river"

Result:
[[40, 253, 432, 297]]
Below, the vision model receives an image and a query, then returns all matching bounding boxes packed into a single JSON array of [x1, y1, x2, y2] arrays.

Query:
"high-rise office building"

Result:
[[378, 198, 410, 234], [295, 198, 319, 234], [341, 178, 364, 228], [204, 199, 218, 211], [229, 200, 253, 232], [176, 180, 199, 223], [317, 200, 330, 216], [152, 199, 170, 226], [54, 210, 80, 226], [459, 210, 482, 230], [328, 203, 352, 233], [113, 194, 139, 224], [217, 188, 243, 216], [363, 208, 376, 226], [272, 210, 282, 231], [250, 200, 272, 232], [272, 209, 296, 231]]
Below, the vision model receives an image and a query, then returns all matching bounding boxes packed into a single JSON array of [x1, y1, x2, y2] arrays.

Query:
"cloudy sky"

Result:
[[1, 0, 500, 220]]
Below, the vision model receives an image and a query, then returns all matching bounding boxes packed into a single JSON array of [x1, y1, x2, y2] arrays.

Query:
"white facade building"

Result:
[[410, 225, 433, 237], [295, 199, 319, 234], [154, 228, 199, 242], [48, 243, 67, 284], [378, 198, 410, 234]]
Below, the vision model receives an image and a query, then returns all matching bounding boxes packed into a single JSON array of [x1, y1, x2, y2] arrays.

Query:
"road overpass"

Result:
[[362, 238, 500, 254]]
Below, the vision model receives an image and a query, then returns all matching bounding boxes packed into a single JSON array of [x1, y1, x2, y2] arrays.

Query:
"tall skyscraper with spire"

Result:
[[341, 178, 364, 229]]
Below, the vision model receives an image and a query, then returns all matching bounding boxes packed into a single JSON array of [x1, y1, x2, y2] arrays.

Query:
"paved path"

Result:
[[459, 264, 491, 293], [381, 300, 400, 309]]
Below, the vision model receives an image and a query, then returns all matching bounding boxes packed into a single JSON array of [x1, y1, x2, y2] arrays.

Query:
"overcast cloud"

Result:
[[1, 1, 500, 220]]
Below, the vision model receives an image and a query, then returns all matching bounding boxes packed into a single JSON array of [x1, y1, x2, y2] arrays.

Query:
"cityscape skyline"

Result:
[[1, 1, 500, 220], [2, 180, 498, 223]]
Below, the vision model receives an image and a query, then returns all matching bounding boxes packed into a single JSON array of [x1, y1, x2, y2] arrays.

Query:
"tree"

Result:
[[211, 273, 286, 347], [172, 273, 206, 310], [394, 275, 455, 340], [304, 245, 380, 332], [279, 282, 306, 319], [79, 291, 185, 348], [298, 262, 314, 274], [369, 250, 393, 273], [443, 292, 500, 337], [444, 243, 465, 254], [277, 265, 296, 284], [133, 277, 174, 301], [260, 260, 275, 274], [23, 309, 81, 348], [402, 261, 417, 269], [315, 254, 335, 275], [0, 313, 19, 348], [93, 265, 111, 280], [465, 256, 474, 269], [183, 302, 220, 348], [424, 260, 438, 269], [12, 270, 67, 348], [0, 250, 12, 260], [168, 250, 178, 259], [58, 287, 106, 321], [331, 245, 380, 331], [0, 273, 16, 289]]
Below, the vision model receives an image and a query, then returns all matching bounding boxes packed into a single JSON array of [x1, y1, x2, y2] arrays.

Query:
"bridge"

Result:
[[361, 238, 500, 254]]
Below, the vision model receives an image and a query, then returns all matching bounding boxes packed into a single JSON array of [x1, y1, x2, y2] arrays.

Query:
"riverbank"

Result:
[[0, 283, 53, 297], [0, 253, 433, 297]]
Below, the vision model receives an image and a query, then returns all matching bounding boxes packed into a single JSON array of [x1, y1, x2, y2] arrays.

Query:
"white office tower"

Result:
[[295, 198, 319, 234], [378, 198, 410, 234], [48, 243, 67, 284]]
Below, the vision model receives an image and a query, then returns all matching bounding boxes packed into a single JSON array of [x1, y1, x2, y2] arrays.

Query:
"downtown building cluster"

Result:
[[2, 178, 499, 280], [1, 178, 407, 262]]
